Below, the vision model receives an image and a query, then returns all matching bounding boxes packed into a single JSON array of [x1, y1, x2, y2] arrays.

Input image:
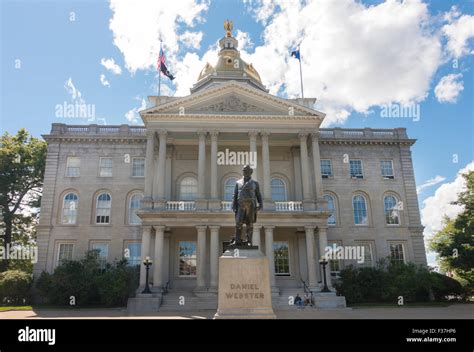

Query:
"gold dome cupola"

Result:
[[191, 20, 267, 93]]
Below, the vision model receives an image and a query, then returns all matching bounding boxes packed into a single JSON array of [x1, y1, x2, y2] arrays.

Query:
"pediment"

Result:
[[140, 81, 324, 118]]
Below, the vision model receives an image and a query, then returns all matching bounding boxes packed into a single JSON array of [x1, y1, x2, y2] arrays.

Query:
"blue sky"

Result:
[[1, 0, 473, 266]]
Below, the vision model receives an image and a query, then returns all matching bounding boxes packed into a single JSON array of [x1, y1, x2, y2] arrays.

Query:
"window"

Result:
[[353, 195, 368, 225], [381, 160, 394, 179], [274, 241, 290, 276], [384, 195, 400, 225], [323, 194, 336, 225], [91, 242, 109, 268], [224, 177, 238, 201], [129, 193, 143, 225], [62, 193, 78, 224], [178, 241, 197, 276], [96, 193, 111, 224], [132, 158, 145, 177], [179, 177, 198, 200], [357, 243, 374, 267], [57, 243, 74, 265], [66, 156, 80, 177], [125, 242, 141, 266], [99, 157, 113, 177], [320, 159, 332, 178], [389, 243, 405, 264], [349, 159, 363, 178], [328, 241, 342, 279], [271, 178, 287, 201]]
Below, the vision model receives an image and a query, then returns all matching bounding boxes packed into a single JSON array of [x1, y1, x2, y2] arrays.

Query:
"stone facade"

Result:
[[34, 28, 427, 310]]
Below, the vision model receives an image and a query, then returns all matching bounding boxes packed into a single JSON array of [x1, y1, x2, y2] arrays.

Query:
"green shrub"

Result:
[[0, 270, 32, 305], [430, 272, 466, 301], [35, 250, 139, 307]]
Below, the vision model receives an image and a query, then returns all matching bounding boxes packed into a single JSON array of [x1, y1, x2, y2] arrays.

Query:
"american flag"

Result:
[[157, 47, 174, 80]]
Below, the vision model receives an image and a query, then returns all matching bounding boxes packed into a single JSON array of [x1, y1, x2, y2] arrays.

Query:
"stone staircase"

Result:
[[159, 290, 217, 311]]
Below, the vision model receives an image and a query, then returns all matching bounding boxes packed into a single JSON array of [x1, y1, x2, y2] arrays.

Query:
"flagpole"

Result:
[[298, 44, 304, 99], [158, 39, 162, 96]]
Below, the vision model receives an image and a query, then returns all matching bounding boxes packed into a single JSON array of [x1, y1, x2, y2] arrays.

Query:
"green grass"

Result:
[[0, 306, 33, 312]]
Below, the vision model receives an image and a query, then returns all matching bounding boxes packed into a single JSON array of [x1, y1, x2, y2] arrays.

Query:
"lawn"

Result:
[[0, 306, 33, 312]]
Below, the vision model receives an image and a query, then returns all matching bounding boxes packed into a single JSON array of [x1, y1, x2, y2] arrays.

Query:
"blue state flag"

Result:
[[291, 48, 300, 61]]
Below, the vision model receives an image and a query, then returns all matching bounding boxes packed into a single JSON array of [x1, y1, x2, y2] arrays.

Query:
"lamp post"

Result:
[[142, 256, 153, 294], [319, 258, 331, 292]]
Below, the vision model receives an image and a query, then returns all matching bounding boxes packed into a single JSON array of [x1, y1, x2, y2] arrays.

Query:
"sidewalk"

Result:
[[0, 304, 472, 319]]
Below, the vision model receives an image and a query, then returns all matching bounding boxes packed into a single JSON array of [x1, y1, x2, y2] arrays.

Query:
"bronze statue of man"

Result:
[[231, 165, 263, 246]]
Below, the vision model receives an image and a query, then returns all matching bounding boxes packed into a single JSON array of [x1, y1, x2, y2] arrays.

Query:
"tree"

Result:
[[0, 129, 47, 271], [429, 171, 474, 290]]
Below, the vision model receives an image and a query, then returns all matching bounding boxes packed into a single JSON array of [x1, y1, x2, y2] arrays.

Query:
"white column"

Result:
[[139, 226, 152, 287], [209, 225, 220, 292], [155, 129, 167, 202], [253, 225, 261, 249], [249, 130, 258, 181], [153, 225, 165, 290], [144, 131, 155, 202], [264, 226, 276, 290], [210, 131, 219, 199], [298, 132, 311, 200], [197, 131, 207, 199], [261, 132, 271, 205], [195, 225, 207, 291], [318, 226, 332, 287], [304, 225, 317, 289], [311, 132, 323, 200]]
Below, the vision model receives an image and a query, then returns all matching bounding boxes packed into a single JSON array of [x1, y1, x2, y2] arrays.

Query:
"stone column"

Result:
[[318, 226, 332, 288], [139, 226, 152, 287], [264, 226, 278, 293], [249, 130, 258, 181], [209, 225, 220, 292], [299, 132, 315, 210], [143, 131, 155, 208], [261, 132, 274, 210], [253, 225, 262, 250], [153, 225, 165, 291], [195, 225, 207, 292], [209, 131, 220, 210], [154, 129, 167, 209], [304, 225, 318, 290], [196, 131, 208, 210], [311, 132, 325, 210]]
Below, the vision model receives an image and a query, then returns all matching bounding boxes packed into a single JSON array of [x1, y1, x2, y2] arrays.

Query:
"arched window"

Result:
[[129, 193, 143, 225], [62, 192, 78, 224], [353, 194, 368, 225], [323, 194, 336, 225], [224, 177, 238, 201], [271, 178, 287, 201], [96, 192, 111, 224], [179, 177, 198, 201], [384, 195, 400, 225]]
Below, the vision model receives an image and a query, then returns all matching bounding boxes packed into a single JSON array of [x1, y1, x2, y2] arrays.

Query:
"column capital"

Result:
[[209, 130, 219, 139], [298, 131, 309, 140], [264, 225, 275, 231], [197, 130, 208, 138], [208, 225, 221, 231], [310, 131, 320, 140], [195, 225, 207, 231], [153, 225, 166, 232], [146, 130, 156, 138], [157, 129, 168, 138], [248, 130, 259, 138], [141, 225, 153, 233], [318, 225, 328, 233], [261, 131, 271, 139], [304, 225, 316, 231], [252, 224, 263, 230]]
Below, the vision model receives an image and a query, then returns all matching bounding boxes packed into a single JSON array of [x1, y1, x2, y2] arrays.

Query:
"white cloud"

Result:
[[235, 30, 254, 51], [416, 175, 446, 194], [100, 58, 122, 75], [179, 31, 203, 50], [421, 162, 474, 242], [64, 77, 85, 105], [99, 74, 111, 87], [125, 98, 147, 123], [434, 73, 464, 103], [108, 0, 209, 74], [442, 13, 474, 58]]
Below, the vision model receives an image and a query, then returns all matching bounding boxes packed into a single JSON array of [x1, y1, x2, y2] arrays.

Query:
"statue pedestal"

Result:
[[214, 249, 276, 319]]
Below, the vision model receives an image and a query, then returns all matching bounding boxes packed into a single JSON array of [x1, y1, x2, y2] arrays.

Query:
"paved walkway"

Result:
[[0, 304, 472, 319]]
